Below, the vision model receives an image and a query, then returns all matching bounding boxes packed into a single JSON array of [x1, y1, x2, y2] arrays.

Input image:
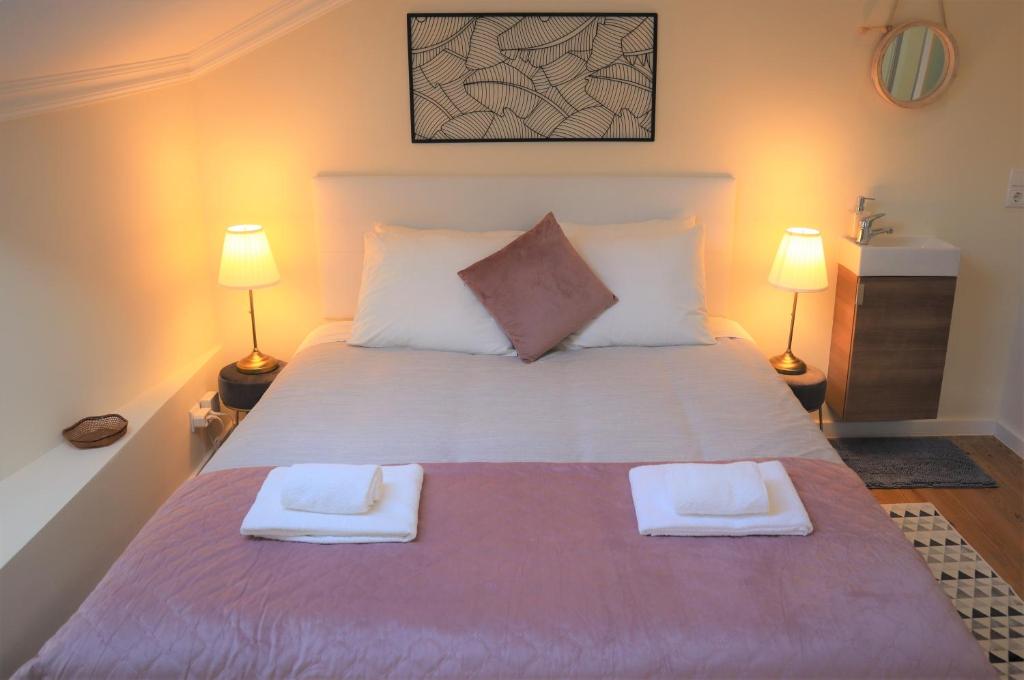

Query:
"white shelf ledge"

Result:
[[0, 347, 218, 568]]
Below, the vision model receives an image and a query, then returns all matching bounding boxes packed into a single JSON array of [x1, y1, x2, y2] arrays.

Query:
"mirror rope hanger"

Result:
[[859, 0, 948, 34]]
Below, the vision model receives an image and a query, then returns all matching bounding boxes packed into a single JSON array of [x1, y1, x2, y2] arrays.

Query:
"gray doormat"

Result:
[[831, 437, 997, 489]]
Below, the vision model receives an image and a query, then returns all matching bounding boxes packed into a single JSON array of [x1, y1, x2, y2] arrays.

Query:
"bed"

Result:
[[16, 177, 993, 679]]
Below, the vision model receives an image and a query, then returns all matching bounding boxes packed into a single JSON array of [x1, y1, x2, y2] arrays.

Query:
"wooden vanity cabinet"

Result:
[[825, 265, 957, 421]]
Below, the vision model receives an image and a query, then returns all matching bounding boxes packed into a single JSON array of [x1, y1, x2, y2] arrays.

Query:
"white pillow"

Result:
[[559, 217, 714, 348], [349, 225, 523, 354]]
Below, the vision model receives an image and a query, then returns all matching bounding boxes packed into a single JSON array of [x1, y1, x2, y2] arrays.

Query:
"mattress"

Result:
[[206, 319, 839, 472]]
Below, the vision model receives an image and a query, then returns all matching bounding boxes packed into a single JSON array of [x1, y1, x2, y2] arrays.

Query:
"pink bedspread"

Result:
[[19, 460, 993, 679]]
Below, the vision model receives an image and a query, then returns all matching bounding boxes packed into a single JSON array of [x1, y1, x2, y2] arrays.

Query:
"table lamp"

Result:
[[218, 224, 280, 374], [767, 227, 828, 375]]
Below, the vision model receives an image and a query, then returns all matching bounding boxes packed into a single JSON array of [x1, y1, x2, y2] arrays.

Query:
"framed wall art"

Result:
[[407, 13, 657, 143]]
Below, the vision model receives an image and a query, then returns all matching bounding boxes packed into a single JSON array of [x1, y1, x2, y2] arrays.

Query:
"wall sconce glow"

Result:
[[219, 224, 280, 374], [768, 227, 828, 375]]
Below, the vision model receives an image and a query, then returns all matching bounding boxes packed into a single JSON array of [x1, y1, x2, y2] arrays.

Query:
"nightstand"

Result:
[[779, 365, 827, 431], [218, 361, 287, 417]]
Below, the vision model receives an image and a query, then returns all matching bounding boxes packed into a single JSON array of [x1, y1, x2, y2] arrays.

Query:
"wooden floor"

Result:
[[871, 436, 1024, 595]]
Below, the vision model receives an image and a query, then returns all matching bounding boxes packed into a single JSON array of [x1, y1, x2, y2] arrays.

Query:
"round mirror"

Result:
[[872, 21, 957, 108]]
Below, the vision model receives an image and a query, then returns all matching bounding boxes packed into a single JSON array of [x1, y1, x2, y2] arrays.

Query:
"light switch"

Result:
[[1007, 168, 1024, 208]]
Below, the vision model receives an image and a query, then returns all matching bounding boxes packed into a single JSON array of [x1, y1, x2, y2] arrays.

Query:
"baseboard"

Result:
[[822, 418, 999, 440], [994, 421, 1024, 458], [822, 417, 1024, 458]]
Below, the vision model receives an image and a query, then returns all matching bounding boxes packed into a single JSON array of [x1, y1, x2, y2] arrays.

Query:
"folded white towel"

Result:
[[281, 463, 383, 515], [629, 461, 813, 537], [666, 461, 769, 516], [241, 464, 423, 543]]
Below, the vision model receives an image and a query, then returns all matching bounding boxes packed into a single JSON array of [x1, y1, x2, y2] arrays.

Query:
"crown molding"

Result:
[[0, 0, 354, 123], [189, 0, 354, 77], [0, 56, 192, 122]]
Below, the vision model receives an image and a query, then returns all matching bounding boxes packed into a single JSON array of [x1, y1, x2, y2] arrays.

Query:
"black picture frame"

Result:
[[407, 13, 658, 143]]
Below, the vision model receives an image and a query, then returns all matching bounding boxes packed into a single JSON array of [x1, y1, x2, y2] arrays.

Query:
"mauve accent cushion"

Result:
[[459, 213, 618, 363]]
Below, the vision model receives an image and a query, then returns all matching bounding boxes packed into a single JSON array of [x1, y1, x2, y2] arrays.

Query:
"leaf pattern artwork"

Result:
[[409, 14, 656, 142]]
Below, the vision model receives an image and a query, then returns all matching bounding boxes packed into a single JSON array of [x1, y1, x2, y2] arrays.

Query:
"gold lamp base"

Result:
[[770, 349, 807, 375], [235, 349, 279, 374]]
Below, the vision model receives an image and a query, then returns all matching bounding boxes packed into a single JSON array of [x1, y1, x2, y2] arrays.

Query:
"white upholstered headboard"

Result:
[[313, 175, 736, 319]]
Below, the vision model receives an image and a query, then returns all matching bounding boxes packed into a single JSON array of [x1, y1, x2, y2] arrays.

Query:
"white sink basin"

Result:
[[837, 235, 960, 277]]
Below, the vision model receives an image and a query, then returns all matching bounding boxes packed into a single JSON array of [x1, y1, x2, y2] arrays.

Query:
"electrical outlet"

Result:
[[1006, 168, 1024, 208], [189, 405, 212, 432]]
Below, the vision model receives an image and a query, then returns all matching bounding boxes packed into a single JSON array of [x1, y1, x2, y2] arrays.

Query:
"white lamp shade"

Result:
[[218, 224, 280, 289], [768, 227, 828, 292]]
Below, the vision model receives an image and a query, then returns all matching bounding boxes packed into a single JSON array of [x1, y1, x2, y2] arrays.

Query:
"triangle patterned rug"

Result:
[[885, 502, 1023, 679]]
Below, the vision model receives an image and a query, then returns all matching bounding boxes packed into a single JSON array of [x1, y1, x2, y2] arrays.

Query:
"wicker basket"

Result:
[[62, 414, 128, 449]]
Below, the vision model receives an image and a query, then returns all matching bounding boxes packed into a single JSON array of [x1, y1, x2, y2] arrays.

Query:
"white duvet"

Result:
[[206, 320, 839, 472]]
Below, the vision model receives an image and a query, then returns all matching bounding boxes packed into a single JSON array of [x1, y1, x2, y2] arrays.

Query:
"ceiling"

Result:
[[0, 0, 285, 82]]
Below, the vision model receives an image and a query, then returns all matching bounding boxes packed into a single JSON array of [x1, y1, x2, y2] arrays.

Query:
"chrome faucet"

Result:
[[856, 213, 894, 244], [853, 196, 894, 244]]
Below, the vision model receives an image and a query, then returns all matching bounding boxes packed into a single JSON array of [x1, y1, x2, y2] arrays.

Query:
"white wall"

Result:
[[192, 0, 1024, 428], [0, 81, 226, 673], [0, 82, 218, 479], [998, 301, 1023, 454]]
